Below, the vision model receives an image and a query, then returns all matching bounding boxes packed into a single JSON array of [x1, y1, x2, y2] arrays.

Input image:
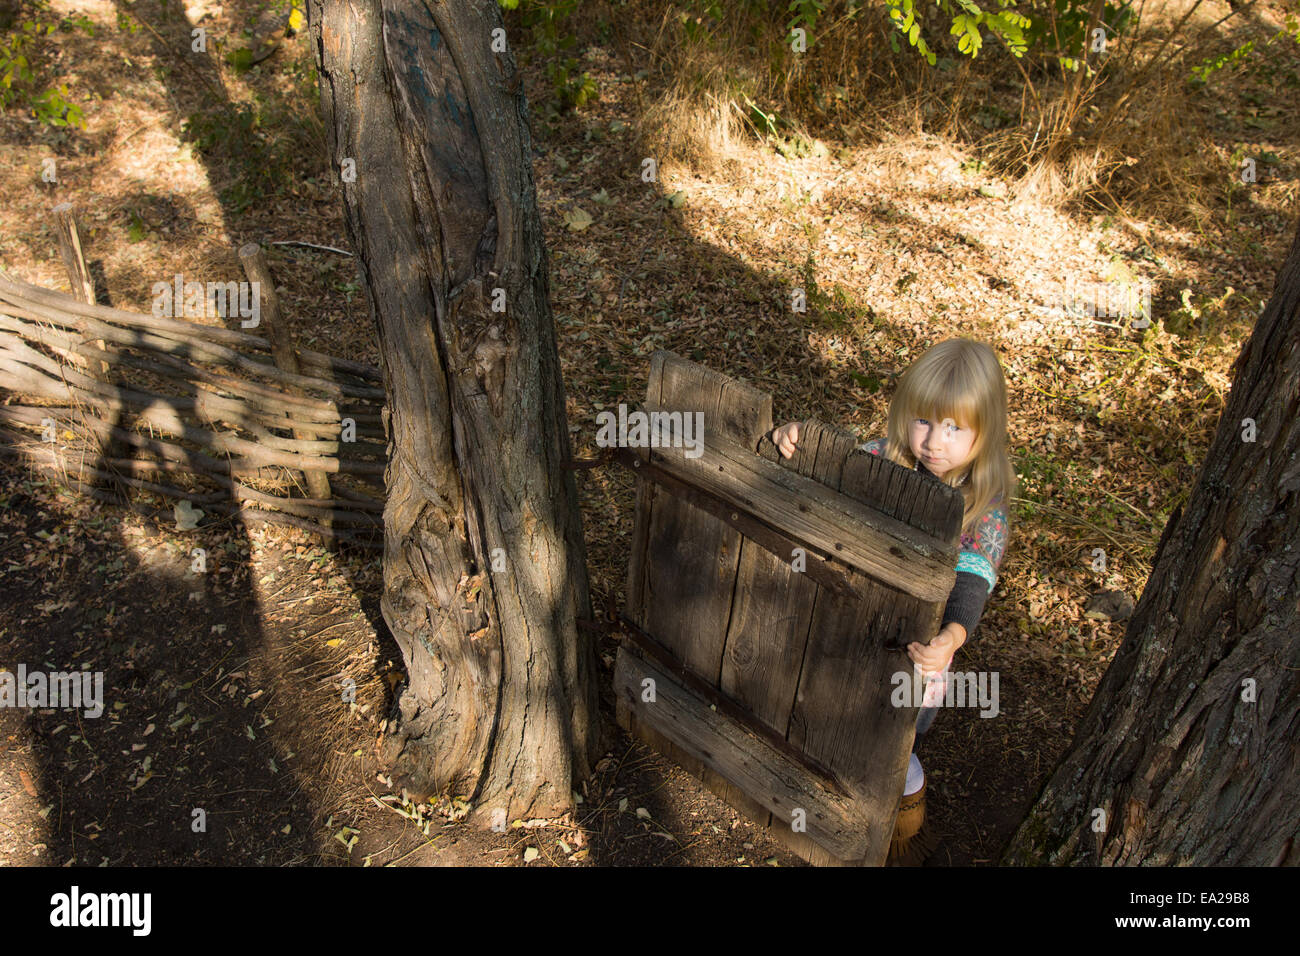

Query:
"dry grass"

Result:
[[624, 0, 1297, 225]]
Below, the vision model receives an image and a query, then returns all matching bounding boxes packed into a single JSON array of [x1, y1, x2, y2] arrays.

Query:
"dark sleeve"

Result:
[[944, 500, 1008, 645], [942, 570, 990, 644]]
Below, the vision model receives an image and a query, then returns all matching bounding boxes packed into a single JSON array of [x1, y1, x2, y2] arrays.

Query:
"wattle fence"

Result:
[[0, 205, 388, 548]]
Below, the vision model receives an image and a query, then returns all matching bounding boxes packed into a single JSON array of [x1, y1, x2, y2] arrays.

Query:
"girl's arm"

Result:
[[944, 501, 1009, 646], [942, 573, 990, 645], [910, 503, 1007, 674]]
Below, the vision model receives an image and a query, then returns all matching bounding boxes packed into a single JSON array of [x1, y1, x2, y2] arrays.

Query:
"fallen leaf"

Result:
[[523, 846, 539, 862], [564, 207, 594, 232], [174, 500, 204, 531], [19, 769, 37, 797]]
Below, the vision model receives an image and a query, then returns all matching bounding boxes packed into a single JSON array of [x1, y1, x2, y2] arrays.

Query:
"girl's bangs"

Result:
[[903, 369, 980, 430]]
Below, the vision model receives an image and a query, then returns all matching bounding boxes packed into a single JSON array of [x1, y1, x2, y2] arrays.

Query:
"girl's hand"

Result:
[[772, 421, 802, 459], [907, 623, 966, 676]]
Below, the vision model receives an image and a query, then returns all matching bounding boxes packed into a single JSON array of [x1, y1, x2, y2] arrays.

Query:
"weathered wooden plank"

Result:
[[620, 715, 837, 866], [624, 351, 774, 824], [840, 447, 964, 545], [640, 358, 756, 680], [611, 446, 858, 601], [662, 355, 778, 824], [845, 442, 965, 541], [718, 540, 818, 734], [643, 428, 957, 602], [623, 352, 664, 626], [658, 350, 772, 451], [618, 354, 716, 788], [613, 646, 873, 861], [751, 419, 868, 866], [616, 692, 713, 802], [617, 614, 843, 785]]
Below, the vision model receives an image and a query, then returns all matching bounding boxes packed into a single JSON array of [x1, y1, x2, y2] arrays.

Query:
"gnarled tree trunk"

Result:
[[1004, 220, 1300, 865], [307, 0, 598, 823]]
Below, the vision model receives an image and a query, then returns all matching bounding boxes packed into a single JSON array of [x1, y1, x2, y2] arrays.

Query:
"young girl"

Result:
[[770, 338, 1015, 864]]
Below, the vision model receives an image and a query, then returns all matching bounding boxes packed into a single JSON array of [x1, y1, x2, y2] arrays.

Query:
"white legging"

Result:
[[904, 751, 925, 796], [905, 702, 938, 796]]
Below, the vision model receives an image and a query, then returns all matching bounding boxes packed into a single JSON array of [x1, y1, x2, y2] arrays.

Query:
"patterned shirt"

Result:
[[858, 437, 1008, 645]]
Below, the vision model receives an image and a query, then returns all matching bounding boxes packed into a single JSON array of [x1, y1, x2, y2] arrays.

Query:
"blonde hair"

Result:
[[879, 338, 1017, 536]]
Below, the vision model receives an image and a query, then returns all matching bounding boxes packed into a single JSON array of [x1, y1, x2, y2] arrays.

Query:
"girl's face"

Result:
[[908, 416, 977, 480]]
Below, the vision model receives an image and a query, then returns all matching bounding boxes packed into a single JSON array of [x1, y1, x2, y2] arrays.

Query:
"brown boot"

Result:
[[886, 780, 940, 866]]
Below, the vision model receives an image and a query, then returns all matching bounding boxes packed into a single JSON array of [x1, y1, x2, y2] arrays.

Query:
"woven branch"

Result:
[[0, 268, 394, 541], [0, 285, 384, 401], [0, 329, 386, 445], [0, 429, 384, 527], [0, 269, 383, 383], [0, 404, 371, 481]]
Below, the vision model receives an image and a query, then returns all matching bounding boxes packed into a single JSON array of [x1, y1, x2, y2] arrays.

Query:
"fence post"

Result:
[[238, 242, 335, 531], [51, 202, 129, 470], [52, 202, 109, 377]]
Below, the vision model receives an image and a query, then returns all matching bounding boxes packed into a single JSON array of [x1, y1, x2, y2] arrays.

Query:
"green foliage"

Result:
[[744, 92, 782, 137], [126, 210, 149, 243], [873, 0, 1142, 69], [0, 0, 89, 129], [785, 0, 826, 48], [499, 0, 598, 112], [800, 253, 876, 332], [1190, 40, 1254, 83], [680, 0, 724, 45], [1021, 0, 1133, 69], [738, 91, 826, 157], [116, 9, 143, 35], [1190, 13, 1300, 86], [883, 0, 1032, 66], [181, 98, 299, 214], [1164, 286, 1236, 339]]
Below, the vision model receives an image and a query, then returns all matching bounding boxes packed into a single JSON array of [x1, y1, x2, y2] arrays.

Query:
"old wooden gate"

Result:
[[612, 350, 964, 866]]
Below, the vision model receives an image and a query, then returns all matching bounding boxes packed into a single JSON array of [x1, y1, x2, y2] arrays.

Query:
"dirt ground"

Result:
[[0, 455, 1068, 867], [1, 0, 1296, 865]]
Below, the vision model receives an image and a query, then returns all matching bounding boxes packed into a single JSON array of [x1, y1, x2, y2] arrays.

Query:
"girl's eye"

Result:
[[917, 419, 960, 433]]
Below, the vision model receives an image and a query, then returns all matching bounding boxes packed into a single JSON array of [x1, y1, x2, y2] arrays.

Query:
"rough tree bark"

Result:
[[1004, 220, 1300, 865], [306, 0, 599, 822]]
